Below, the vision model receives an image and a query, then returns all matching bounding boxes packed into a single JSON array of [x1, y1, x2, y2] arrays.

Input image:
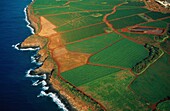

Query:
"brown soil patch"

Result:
[[38, 16, 90, 73], [38, 16, 57, 37], [48, 35, 64, 50], [53, 51, 90, 72]]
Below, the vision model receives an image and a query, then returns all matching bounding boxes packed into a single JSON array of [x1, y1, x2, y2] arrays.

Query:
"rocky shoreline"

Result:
[[20, 2, 77, 111]]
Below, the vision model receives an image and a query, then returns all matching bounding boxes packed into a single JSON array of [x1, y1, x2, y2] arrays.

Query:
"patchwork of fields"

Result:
[[31, 0, 170, 110], [89, 39, 148, 68], [131, 54, 170, 103]]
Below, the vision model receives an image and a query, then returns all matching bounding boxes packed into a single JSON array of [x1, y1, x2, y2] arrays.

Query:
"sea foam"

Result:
[[24, 6, 35, 34], [37, 91, 68, 111], [25, 69, 47, 79], [12, 43, 40, 51], [32, 80, 49, 90], [31, 55, 42, 65]]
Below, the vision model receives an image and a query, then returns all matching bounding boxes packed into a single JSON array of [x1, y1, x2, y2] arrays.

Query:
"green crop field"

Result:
[[108, 8, 149, 20], [131, 54, 170, 103], [140, 20, 168, 28], [61, 65, 121, 86], [145, 12, 170, 20], [66, 33, 123, 53], [81, 71, 149, 111], [45, 12, 90, 27], [122, 32, 155, 40], [162, 18, 170, 23], [32, 0, 67, 9], [33, 6, 81, 16], [70, 2, 113, 10], [56, 10, 112, 32], [110, 15, 146, 29], [80, 0, 123, 6], [90, 39, 148, 68], [117, 1, 145, 9], [61, 23, 107, 43]]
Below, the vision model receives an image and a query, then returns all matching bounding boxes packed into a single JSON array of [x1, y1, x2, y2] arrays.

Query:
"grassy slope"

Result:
[[80, 71, 149, 111]]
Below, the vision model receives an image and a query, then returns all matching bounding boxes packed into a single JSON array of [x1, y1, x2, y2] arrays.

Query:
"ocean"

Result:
[[0, 0, 67, 111]]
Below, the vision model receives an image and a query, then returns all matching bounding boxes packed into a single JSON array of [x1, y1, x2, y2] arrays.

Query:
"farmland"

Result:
[[122, 32, 156, 40], [61, 23, 107, 43], [66, 33, 123, 54], [110, 15, 147, 29], [80, 70, 149, 111], [61, 65, 121, 86], [140, 20, 168, 28], [89, 39, 148, 68], [28, 0, 170, 110], [131, 54, 170, 103], [108, 8, 149, 20], [145, 12, 170, 20]]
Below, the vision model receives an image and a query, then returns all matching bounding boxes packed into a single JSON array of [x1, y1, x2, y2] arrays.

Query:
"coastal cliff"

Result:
[[20, 2, 100, 111]]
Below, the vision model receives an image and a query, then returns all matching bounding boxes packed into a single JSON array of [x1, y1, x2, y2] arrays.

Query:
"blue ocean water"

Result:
[[0, 0, 63, 111]]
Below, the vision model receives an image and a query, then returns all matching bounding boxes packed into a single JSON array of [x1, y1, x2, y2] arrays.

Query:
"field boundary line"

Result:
[[87, 62, 129, 70]]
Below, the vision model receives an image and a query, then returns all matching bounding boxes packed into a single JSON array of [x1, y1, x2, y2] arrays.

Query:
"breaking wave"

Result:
[[25, 69, 47, 79], [24, 5, 35, 34], [31, 55, 42, 65], [12, 43, 40, 51], [37, 91, 68, 111]]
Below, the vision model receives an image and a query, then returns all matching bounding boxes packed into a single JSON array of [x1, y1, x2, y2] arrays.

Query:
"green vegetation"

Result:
[[122, 32, 155, 40], [81, 71, 149, 111], [131, 54, 170, 103], [30, 0, 170, 110], [45, 13, 83, 26], [61, 23, 107, 43], [140, 20, 168, 28], [32, 0, 67, 8], [108, 8, 149, 20], [61, 65, 120, 86], [132, 44, 163, 74], [66, 33, 122, 53], [157, 100, 170, 111], [145, 12, 170, 20], [110, 15, 146, 29], [56, 77, 103, 111], [161, 38, 170, 54], [163, 18, 170, 23], [90, 39, 148, 68], [56, 10, 111, 32], [70, 2, 113, 10], [155, 35, 169, 42]]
